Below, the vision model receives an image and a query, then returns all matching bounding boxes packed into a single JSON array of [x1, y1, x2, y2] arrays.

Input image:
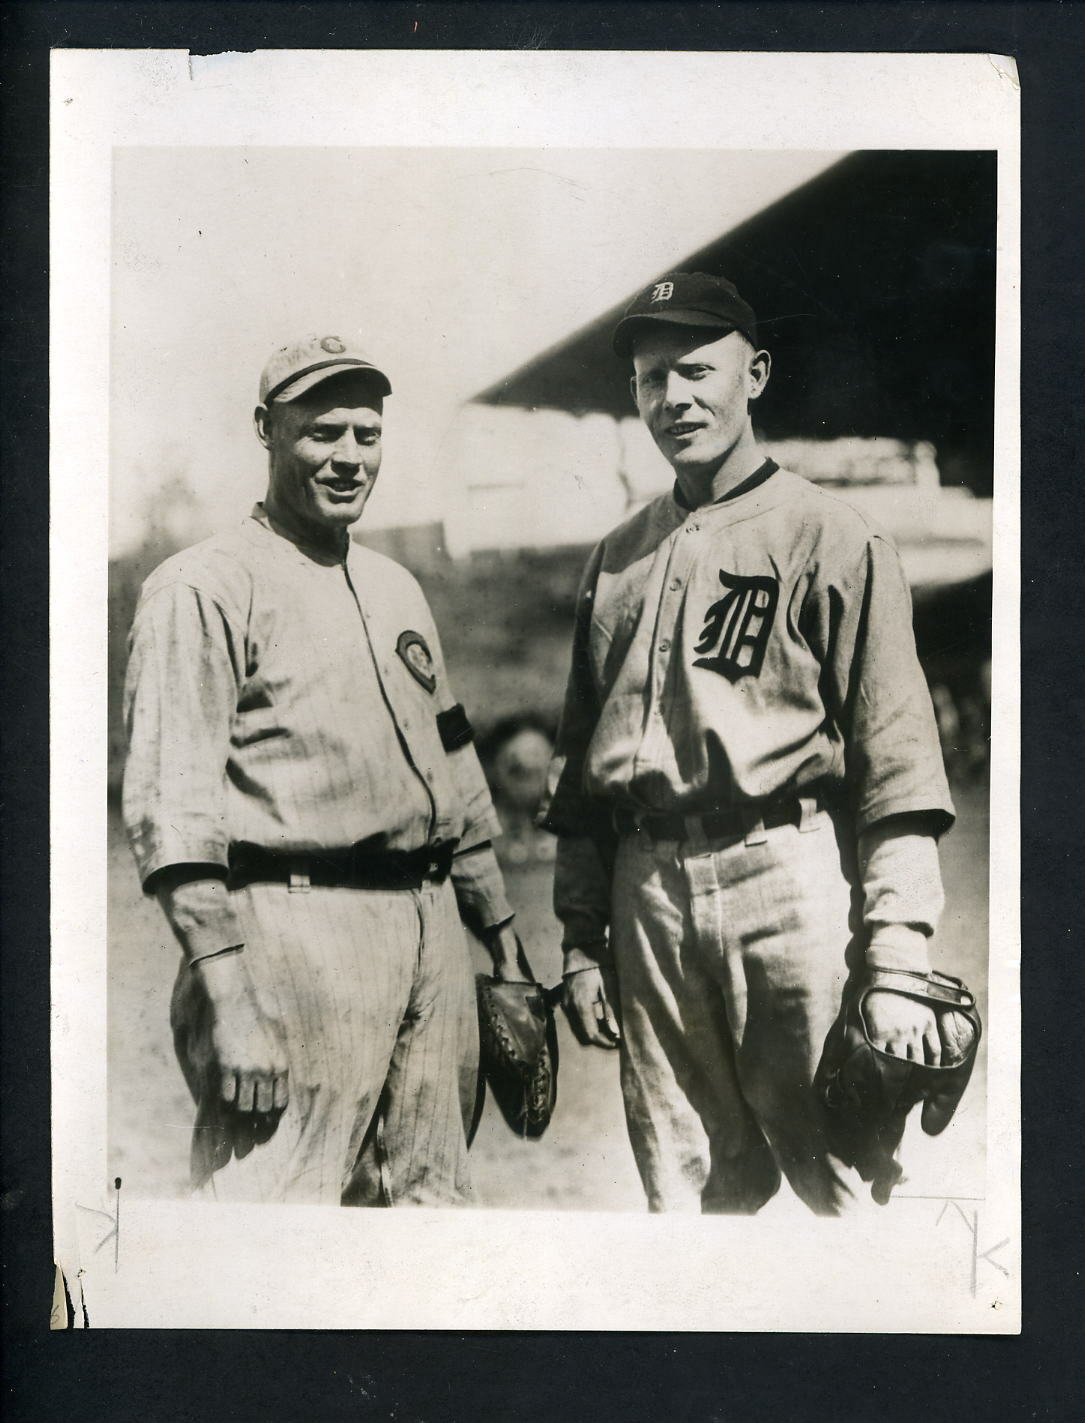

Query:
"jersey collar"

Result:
[[247, 502, 352, 566], [672, 457, 779, 512]]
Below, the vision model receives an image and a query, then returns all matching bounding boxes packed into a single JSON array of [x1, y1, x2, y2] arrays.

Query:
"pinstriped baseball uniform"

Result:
[[124, 505, 512, 1204], [546, 463, 955, 1213]]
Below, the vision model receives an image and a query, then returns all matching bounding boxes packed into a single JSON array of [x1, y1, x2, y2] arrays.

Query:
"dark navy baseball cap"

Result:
[[612, 272, 759, 356]]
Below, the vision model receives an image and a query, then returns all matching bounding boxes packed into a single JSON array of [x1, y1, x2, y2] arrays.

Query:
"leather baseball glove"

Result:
[[815, 967, 982, 1204], [473, 975, 559, 1140]]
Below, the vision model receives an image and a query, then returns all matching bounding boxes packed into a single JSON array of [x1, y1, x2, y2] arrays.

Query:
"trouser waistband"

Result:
[[612, 791, 825, 844], [227, 839, 458, 892]]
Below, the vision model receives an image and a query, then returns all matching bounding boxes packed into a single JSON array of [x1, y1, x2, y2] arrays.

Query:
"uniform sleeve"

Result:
[[422, 604, 514, 934], [808, 531, 955, 838], [859, 820, 946, 973], [541, 545, 612, 840], [122, 579, 246, 890], [449, 842, 514, 939], [553, 836, 614, 967], [540, 545, 618, 951]]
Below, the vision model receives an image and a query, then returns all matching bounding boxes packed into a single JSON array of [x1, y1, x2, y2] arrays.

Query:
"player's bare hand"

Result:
[[864, 988, 941, 1065], [562, 966, 621, 1049], [197, 954, 290, 1112]]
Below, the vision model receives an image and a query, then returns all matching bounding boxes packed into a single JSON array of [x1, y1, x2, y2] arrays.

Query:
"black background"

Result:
[[2, 4, 1081, 1420]]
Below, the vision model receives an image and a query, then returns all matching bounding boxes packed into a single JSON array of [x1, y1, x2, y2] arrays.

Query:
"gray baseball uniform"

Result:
[[124, 504, 512, 1204], [546, 460, 955, 1212]]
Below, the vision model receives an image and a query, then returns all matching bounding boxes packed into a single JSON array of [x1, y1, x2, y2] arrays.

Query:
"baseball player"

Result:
[[544, 273, 956, 1214], [123, 334, 529, 1206]]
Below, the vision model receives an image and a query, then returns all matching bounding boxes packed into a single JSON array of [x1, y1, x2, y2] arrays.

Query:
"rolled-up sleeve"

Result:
[[122, 580, 246, 890]]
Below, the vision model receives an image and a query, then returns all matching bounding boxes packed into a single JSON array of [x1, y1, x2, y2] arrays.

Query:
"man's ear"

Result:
[[629, 374, 641, 414], [747, 349, 772, 403], [253, 404, 272, 450]]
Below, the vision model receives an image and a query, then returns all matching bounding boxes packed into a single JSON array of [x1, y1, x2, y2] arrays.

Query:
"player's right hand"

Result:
[[198, 954, 290, 1113], [562, 965, 621, 1050]]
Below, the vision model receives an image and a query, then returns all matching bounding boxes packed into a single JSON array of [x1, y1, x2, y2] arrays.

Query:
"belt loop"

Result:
[[742, 809, 767, 848], [288, 860, 311, 894], [797, 795, 821, 833]]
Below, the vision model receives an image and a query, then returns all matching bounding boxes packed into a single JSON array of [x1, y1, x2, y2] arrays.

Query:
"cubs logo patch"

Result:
[[396, 630, 437, 693], [693, 569, 778, 682]]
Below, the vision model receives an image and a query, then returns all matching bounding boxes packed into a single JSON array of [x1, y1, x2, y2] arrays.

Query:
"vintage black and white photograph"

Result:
[[52, 49, 1020, 1330]]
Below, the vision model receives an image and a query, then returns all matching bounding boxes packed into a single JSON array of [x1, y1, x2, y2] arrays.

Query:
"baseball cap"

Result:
[[612, 272, 759, 356], [259, 334, 393, 404]]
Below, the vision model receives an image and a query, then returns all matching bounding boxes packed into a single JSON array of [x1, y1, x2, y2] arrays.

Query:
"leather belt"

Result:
[[227, 839, 457, 892], [612, 792, 823, 843]]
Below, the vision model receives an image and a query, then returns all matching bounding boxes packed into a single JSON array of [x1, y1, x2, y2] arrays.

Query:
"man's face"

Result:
[[255, 374, 384, 538], [631, 328, 769, 478]]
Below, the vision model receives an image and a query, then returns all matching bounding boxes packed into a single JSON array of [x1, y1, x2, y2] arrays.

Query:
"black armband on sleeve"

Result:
[[436, 703, 474, 752]]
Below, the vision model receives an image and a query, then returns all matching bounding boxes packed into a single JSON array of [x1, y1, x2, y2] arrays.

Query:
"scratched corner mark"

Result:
[[986, 54, 1020, 91], [75, 1177, 123, 1273], [936, 1198, 1011, 1298]]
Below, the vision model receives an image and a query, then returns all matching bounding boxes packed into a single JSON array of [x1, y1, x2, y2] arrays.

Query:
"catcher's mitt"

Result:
[[815, 967, 982, 1205], [473, 975, 559, 1140]]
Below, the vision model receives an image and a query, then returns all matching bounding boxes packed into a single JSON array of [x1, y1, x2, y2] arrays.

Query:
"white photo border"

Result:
[[50, 48, 1020, 1332]]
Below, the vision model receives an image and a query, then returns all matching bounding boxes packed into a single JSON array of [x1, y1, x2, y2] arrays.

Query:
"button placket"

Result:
[[343, 556, 439, 839], [651, 533, 690, 700], [658, 524, 696, 674]]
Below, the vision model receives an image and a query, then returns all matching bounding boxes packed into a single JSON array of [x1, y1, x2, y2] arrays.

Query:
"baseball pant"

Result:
[[170, 877, 478, 1206], [610, 805, 869, 1215]]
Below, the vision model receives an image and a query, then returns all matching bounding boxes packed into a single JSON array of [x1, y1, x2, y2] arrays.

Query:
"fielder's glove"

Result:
[[815, 967, 982, 1204], [473, 975, 560, 1140]]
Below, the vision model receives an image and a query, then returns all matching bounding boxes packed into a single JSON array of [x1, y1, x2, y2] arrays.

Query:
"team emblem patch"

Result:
[[396, 631, 437, 693], [650, 281, 674, 302], [693, 569, 779, 682]]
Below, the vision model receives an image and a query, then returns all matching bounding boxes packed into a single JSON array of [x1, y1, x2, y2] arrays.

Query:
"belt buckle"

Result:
[[797, 795, 821, 833], [741, 807, 768, 847], [425, 841, 452, 881]]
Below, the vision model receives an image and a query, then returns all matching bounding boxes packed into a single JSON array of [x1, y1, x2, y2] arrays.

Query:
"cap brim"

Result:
[[271, 360, 392, 402], [612, 311, 747, 357]]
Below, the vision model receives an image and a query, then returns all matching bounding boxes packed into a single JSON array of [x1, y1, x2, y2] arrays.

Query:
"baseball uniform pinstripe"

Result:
[[124, 506, 512, 1204]]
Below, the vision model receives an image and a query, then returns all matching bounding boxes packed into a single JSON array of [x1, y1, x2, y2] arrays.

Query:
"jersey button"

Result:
[[658, 639, 671, 653], [669, 579, 681, 591]]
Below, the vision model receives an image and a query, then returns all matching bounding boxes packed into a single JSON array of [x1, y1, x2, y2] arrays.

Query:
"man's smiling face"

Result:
[[256, 372, 384, 541], [631, 327, 770, 482]]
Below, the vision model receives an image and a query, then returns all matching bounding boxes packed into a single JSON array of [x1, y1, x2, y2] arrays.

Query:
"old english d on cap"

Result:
[[612, 272, 759, 356], [259, 334, 393, 404]]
